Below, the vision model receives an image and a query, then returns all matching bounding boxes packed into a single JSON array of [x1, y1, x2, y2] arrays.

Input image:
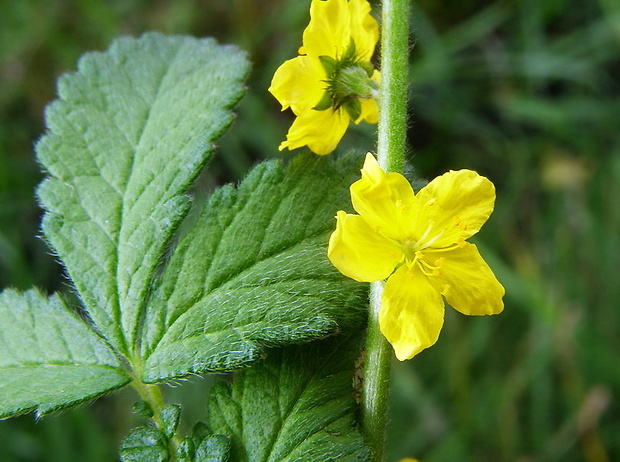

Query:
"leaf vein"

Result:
[[114, 44, 184, 352]]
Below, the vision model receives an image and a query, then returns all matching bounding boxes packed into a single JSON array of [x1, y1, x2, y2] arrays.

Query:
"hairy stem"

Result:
[[362, 0, 410, 460], [131, 378, 182, 460], [362, 281, 393, 461], [376, 0, 409, 173]]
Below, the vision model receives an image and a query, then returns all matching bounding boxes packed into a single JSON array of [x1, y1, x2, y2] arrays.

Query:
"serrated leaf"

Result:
[[134, 399, 155, 418], [207, 337, 371, 461], [161, 404, 181, 437], [177, 422, 231, 462], [140, 153, 369, 382], [36, 32, 250, 356], [0, 289, 130, 419], [120, 426, 169, 462], [177, 437, 195, 462], [194, 435, 231, 462]]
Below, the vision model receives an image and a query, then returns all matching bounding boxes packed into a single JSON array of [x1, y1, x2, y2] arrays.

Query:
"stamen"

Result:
[[424, 241, 465, 253], [415, 217, 452, 250], [452, 215, 468, 231], [416, 221, 434, 246], [415, 254, 445, 277], [421, 230, 444, 249]]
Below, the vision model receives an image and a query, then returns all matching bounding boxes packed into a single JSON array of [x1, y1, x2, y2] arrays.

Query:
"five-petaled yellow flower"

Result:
[[269, 0, 380, 155], [328, 154, 505, 360]]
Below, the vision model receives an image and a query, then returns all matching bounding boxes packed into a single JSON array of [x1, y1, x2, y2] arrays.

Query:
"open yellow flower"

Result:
[[269, 0, 380, 155], [328, 154, 505, 360]]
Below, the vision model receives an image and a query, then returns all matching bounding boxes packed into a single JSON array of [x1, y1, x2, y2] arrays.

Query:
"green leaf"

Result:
[[207, 337, 371, 461], [120, 426, 169, 462], [133, 400, 155, 418], [0, 289, 130, 419], [177, 423, 231, 462], [36, 32, 250, 356], [161, 404, 181, 438], [194, 435, 231, 462], [140, 153, 369, 382]]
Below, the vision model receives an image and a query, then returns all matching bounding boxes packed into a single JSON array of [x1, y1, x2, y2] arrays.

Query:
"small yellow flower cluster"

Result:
[[269, 0, 380, 155], [328, 154, 505, 360]]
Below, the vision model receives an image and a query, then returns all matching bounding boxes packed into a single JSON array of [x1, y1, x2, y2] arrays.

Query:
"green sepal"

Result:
[[313, 90, 334, 111], [343, 99, 362, 122], [342, 38, 358, 64], [335, 66, 379, 101], [319, 55, 338, 76], [359, 60, 376, 77]]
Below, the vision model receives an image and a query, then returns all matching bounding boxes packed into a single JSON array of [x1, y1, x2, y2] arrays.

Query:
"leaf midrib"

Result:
[[114, 43, 186, 357], [250, 346, 352, 462]]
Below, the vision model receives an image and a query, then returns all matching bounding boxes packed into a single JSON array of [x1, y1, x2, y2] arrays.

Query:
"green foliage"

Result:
[[120, 426, 170, 462], [121, 420, 232, 462], [192, 435, 231, 462], [3, 0, 619, 460], [1, 30, 372, 461], [161, 405, 182, 438], [208, 337, 370, 461], [0, 289, 130, 418], [177, 423, 231, 462], [141, 153, 369, 382], [36, 31, 250, 356]]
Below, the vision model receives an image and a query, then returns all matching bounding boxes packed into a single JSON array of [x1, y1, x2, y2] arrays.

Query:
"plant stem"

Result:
[[362, 0, 410, 460], [362, 281, 393, 461], [376, 0, 409, 173], [131, 379, 182, 460]]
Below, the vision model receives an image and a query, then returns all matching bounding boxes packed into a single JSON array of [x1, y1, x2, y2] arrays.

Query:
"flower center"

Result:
[[401, 220, 464, 278], [403, 240, 445, 277]]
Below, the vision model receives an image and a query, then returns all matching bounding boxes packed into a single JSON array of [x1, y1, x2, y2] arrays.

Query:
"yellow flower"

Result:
[[269, 0, 380, 155], [328, 154, 505, 360]]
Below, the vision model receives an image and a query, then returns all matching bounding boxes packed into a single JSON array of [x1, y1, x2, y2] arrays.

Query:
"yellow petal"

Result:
[[279, 107, 349, 155], [413, 169, 496, 248], [427, 242, 505, 316], [356, 97, 379, 124], [328, 211, 403, 282], [268, 56, 326, 114], [350, 154, 416, 241], [302, 0, 350, 58], [380, 265, 445, 360], [347, 0, 380, 60]]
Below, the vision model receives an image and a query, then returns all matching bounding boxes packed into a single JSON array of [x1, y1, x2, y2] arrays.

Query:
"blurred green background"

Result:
[[1, 0, 618, 460]]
